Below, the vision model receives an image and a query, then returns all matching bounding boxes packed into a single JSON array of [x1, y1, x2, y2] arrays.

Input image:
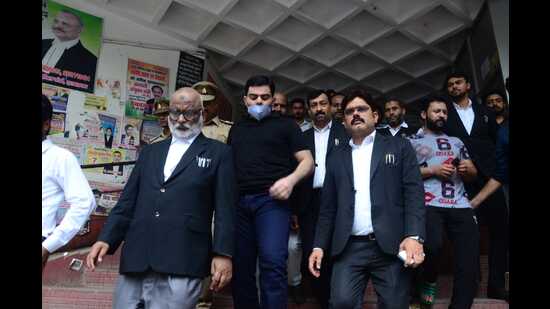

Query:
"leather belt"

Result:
[[350, 233, 376, 241]]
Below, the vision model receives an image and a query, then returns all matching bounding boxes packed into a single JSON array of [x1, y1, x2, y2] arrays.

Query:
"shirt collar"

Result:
[[313, 120, 332, 133], [453, 98, 473, 110], [380, 121, 408, 129], [42, 139, 53, 153], [349, 130, 376, 149], [205, 116, 221, 127], [52, 37, 80, 50]]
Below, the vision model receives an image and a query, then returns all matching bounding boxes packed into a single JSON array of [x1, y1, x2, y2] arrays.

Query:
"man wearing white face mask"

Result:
[[228, 75, 314, 309]]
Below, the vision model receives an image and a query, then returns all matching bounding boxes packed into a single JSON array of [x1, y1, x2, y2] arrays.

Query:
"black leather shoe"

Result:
[[487, 286, 509, 302], [290, 284, 306, 305]]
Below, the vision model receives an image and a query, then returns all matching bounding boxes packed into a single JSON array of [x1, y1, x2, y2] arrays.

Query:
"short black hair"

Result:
[[383, 97, 405, 109], [151, 85, 163, 93], [42, 94, 53, 122], [420, 95, 450, 113], [124, 124, 134, 131], [306, 89, 329, 105], [290, 97, 306, 108], [244, 75, 275, 96], [445, 71, 470, 85], [113, 150, 122, 156], [331, 92, 345, 99], [341, 88, 376, 112]]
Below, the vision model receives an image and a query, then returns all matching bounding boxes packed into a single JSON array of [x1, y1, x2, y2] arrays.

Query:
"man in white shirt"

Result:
[[443, 72, 508, 300], [42, 95, 96, 272], [377, 98, 420, 138], [86, 88, 236, 309], [308, 89, 425, 309], [295, 89, 349, 309]]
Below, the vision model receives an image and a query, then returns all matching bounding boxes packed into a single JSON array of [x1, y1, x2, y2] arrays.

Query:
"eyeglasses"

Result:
[[168, 108, 202, 121], [247, 93, 272, 101], [344, 106, 369, 116]]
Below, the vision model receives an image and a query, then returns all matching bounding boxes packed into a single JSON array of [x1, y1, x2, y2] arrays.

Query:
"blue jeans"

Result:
[[232, 192, 291, 309]]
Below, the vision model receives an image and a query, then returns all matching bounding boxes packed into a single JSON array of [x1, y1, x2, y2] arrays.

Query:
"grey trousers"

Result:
[[113, 271, 202, 309]]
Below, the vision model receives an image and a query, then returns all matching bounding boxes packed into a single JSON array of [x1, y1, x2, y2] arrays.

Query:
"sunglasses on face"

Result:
[[168, 108, 202, 121]]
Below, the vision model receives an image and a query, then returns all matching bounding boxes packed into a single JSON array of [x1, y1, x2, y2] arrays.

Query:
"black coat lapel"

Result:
[[156, 137, 173, 184], [470, 103, 483, 136], [370, 133, 387, 180], [164, 134, 208, 184], [327, 125, 336, 155], [343, 144, 354, 187]]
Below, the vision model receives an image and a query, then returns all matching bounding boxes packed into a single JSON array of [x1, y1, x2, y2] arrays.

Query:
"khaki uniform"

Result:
[[201, 116, 232, 144], [149, 131, 171, 144]]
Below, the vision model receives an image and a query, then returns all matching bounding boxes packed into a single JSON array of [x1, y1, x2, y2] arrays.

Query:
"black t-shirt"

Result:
[[228, 113, 307, 194]]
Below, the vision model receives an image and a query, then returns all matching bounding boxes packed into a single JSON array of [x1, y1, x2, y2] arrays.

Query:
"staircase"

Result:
[[42, 248, 508, 308]]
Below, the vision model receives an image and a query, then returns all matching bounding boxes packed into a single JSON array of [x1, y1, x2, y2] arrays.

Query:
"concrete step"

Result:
[[72, 257, 490, 299], [42, 286, 508, 309], [42, 286, 113, 309]]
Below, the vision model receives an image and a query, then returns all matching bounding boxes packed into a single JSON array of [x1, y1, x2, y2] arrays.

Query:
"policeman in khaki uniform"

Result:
[[192, 81, 232, 309], [149, 99, 171, 144], [193, 81, 233, 144]]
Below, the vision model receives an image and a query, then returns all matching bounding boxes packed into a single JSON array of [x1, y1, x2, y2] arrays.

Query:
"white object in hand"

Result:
[[398, 250, 408, 263]]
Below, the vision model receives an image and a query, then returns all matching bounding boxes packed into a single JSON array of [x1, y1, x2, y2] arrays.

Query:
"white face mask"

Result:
[[247, 104, 272, 121], [168, 113, 203, 140]]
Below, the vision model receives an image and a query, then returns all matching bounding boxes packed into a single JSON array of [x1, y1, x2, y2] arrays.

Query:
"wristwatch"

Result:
[[408, 235, 424, 244]]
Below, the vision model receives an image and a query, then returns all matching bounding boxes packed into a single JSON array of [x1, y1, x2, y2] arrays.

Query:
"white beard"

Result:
[[168, 114, 203, 140]]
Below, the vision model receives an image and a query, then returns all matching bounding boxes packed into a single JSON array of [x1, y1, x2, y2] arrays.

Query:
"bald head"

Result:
[[170, 87, 203, 109]]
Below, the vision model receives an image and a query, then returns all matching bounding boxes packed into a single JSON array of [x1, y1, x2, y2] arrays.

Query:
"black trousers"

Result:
[[423, 207, 480, 309], [466, 178, 509, 290], [299, 188, 332, 309], [330, 237, 411, 309]]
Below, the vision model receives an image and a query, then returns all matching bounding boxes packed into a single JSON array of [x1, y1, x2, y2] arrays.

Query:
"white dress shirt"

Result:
[[453, 99, 475, 135], [299, 120, 312, 132], [42, 139, 96, 253], [42, 38, 79, 68], [163, 133, 199, 182], [350, 130, 376, 235], [313, 121, 332, 188]]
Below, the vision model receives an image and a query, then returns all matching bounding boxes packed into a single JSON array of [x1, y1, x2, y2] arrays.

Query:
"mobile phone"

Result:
[[451, 157, 460, 167]]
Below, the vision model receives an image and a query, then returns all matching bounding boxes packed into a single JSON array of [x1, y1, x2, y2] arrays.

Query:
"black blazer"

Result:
[[98, 134, 236, 278], [443, 99, 498, 179], [313, 133, 425, 257], [42, 39, 97, 93], [295, 121, 349, 215]]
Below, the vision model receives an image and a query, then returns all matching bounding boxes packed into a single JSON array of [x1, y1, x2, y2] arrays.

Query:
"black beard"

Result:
[[389, 117, 403, 127], [494, 108, 505, 116], [449, 91, 467, 101], [426, 118, 445, 132]]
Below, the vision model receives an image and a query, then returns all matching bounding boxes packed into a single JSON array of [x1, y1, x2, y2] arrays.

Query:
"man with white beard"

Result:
[[87, 87, 237, 309]]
